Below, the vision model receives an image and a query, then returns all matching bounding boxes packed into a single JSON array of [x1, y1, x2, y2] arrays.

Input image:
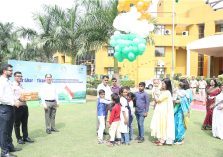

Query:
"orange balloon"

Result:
[[117, 4, 124, 12], [140, 12, 151, 20], [124, 5, 131, 12], [136, 1, 145, 12], [131, 0, 139, 5]]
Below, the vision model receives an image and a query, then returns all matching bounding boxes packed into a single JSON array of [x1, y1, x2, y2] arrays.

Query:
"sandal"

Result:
[[155, 142, 164, 146], [107, 142, 114, 147], [152, 140, 160, 144]]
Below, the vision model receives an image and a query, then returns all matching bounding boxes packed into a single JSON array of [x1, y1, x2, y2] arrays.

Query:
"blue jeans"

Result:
[[121, 133, 129, 144], [136, 113, 145, 140], [129, 115, 133, 140]]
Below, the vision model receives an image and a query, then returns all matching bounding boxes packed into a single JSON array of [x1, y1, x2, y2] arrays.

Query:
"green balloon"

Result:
[[109, 39, 116, 47], [127, 52, 136, 62], [122, 46, 129, 58], [138, 43, 146, 52], [114, 51, 121, 59], [117, 55, 124, 62], [115, 45, 121, 52], [132, 46, 138, 54]]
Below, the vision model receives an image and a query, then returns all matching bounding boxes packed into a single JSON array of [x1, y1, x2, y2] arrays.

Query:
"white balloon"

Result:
[[112, 6, 154, 37]]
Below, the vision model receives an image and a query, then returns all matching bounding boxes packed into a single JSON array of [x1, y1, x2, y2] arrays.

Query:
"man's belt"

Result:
[[45, 100, 56, 102]]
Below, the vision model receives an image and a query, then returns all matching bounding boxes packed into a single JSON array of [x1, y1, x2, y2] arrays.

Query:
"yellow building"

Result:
[[54, 0, 223, 83]]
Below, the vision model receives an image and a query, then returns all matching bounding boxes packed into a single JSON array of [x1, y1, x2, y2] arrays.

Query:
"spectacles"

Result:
[[15, 75, 23, 77], [112, 81, 117, 82]]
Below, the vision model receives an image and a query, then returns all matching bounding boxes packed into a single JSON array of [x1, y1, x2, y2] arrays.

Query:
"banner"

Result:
[[8, 60, 86, 105]]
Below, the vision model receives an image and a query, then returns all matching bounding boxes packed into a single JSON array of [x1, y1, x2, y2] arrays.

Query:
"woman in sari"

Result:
[[202, 79, 221, 130], [212, 85, 223, 139], [150, 78, 175, 146], [174, 79, 192, 145]]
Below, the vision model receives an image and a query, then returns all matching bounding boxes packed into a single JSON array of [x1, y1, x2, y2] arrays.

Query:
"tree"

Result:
[[78, 0, 119, 74], [0, 22, 23, 63]]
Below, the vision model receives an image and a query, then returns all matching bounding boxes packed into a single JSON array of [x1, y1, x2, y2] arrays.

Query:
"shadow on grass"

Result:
[[145, 130, 155, 142], [56, 122, 66, 130], [29, 129, 48, 139], [29, 123, 66, 139]]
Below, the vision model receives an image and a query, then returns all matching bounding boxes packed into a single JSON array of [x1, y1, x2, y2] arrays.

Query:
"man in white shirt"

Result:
[[39, 74, 59, 134], [198, 76, 207, 104], [0, 64, 22, 157], [190, 76, 198, 98], [96, 75, 112, 134], [13, 71, 34, 144], [97, 75, 112, 101]]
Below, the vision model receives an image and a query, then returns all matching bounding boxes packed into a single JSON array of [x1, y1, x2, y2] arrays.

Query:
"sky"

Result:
[[0, 0, 159, 30], [0, 0, 76, 29], [1, 0, 222, 30]]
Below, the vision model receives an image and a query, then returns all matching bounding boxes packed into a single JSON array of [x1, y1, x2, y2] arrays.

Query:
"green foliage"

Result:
[[173, 73, 182, 81], [166, 74, 171, 79], [86, 88, 97, 96], [120, 80, 135, 87], [217, 74, 223, 86], [87, 79, 101, 89]]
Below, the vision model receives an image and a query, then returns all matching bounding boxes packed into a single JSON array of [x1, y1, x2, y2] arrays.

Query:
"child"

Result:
[[97, 89, 112, 144], [107, 93, 121, 146], [119, 86, 130, 145], [135, 82, 150, 143], [152, 79, 161, 109], [127, 92, 136, 141]]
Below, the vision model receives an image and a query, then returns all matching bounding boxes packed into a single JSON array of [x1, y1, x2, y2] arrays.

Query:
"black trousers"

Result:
[[14, 105, 29, 140], [0, 105, 14, 155]]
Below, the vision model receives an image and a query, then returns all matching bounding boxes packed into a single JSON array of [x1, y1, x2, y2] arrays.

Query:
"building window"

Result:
[[108, 46, 114, 57], [215, 23, 223, 32], [198, 54, 204, 76], [61, 56, 65, 63], [155, 67, 165, 79], [107, 67, 114, 78], [155, 47, 165, 57], [53, 56, 58, 63], [198, 24, 204, 39], [155, 25, 165, 35]]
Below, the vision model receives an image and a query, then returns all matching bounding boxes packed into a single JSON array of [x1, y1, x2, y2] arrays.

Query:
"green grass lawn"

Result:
[[10, 100, 223, 157]]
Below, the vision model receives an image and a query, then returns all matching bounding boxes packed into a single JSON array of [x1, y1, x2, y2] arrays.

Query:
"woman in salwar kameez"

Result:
[[150, 78, 175, 146]]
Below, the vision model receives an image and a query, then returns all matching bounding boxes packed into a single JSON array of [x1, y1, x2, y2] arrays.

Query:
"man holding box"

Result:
[[39, 74, 59, 134], [13, 71, 34, 144]]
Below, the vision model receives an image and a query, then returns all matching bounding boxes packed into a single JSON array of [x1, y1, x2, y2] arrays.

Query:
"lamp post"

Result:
[[172, 0, 175, 79]]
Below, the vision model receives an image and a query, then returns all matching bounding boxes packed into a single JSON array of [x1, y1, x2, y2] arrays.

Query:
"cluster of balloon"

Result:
[[110, 32, 146, 62], [110, 0, 155, 62]]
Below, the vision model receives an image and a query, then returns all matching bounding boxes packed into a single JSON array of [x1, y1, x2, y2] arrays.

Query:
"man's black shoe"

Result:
[[46, 129, 51, 134], [51, 128, 59, 132], [17, 138, 25, 144], [23, 137, 34, 143], [1, 153, 17, 157], [9, 147, 22, 152], [138, 138, 145, 143]]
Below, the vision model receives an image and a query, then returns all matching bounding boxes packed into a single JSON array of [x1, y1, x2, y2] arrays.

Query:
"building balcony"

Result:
[[153, 34, 196, 47]]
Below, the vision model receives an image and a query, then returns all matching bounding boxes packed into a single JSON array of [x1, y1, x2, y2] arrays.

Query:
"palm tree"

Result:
[[78, 0, 119, 74], [0, 22, 23, 63]]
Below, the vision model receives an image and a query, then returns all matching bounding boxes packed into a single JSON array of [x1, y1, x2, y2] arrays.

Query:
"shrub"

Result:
[[86, 88, 97, 96], [120, 80, 135, 88]]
